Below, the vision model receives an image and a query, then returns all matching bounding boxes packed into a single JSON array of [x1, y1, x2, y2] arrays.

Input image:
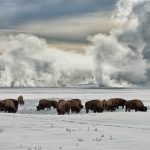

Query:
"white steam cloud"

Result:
[[88, 0, 150, 87], [0, 0, 150, 87], [0, 34, 94, 87]]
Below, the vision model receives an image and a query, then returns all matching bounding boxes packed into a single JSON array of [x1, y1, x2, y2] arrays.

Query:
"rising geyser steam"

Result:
[[0, 0, 150, 87], [88, 0, 150, 87], [0, 34, 94, 87]]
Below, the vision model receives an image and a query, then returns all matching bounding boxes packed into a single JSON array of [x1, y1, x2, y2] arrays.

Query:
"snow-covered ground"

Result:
[[0, 88, 150, 150]]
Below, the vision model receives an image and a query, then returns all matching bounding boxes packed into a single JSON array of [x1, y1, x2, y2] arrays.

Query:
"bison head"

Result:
[[36, 106, 41, 111], [143, 106, 147, 112]]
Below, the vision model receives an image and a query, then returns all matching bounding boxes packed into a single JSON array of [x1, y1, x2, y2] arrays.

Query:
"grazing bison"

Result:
[[106, 99, 116, 111], [70, 99, 83, 109], [18, 95, 24, 105], [0, 99, 18, 113], [57, 100, 71, 115], [67, 100, 81, 113], [112, 98, 127, 109], [85, 100, 104, 113], [37, 99, 57, 111], [125, 99, 147, 112]]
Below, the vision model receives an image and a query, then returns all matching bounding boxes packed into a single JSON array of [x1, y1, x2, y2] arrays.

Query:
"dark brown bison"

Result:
[[111, 98, 127, 109], [70, 99, 83, 109], [18, 95, 24, 105], [125, 99, 147, 112], [1, 99, 18, 111], [106, 99, 117, 111], [67, 100, 81, 113], [37, 99, 57, 111], [57, 100, 71, 115], [0, 99, 18, 113], [85, 100, 104, 113]]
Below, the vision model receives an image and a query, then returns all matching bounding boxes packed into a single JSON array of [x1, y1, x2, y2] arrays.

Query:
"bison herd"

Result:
[[37, 99, 83, 115], [0, 96, 148, 114]]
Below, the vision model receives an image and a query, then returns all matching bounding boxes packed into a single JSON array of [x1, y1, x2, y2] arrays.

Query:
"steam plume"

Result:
[[0, 0, 150, 87], [0, 34, 94, 87], [88, 0, 150, 87]]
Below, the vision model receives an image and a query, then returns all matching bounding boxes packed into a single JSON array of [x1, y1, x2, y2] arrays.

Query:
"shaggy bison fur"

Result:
[[106, 99, 117, 111], [125, 99, 147, 112], [111, 98, 127, 109], [85, 100, 104, 113], [67, 100, 81, 113], [102, 100, 107, 110], [50, 100, 58, 108], [58, 99, 65, 105], [70, 99, 83, 109], [9, 99, 19, 111], [57, 100, 71, 115]]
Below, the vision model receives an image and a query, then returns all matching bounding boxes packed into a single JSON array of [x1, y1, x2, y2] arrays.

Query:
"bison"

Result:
[[37, 99, 57, 111], [85, 100, 104, 113], [125, 99, 147, 112], [0, 99, 18, 113], [57, 100, 71, 115], [18, 95, 24, 105]]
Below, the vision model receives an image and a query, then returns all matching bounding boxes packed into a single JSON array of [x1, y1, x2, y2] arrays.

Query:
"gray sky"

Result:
[[0, 0, 118, 50]]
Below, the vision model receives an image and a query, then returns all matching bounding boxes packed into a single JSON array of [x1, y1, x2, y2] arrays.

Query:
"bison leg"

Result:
[[100, 109, 104, 113], [47, 106, 51, 110], [37, 106, 41, 111], [80, 105, 83, 109], [76, 108, 81, 113], [4, 108, 7, 112], [107, 108, 109, 111], [93, 110, 96, 113], [111, 107, 115, 112], [71, 108, 74, 112], [86, 108, 89, 113], [57, 109, 61, 115], [7, 107, 16, 113]]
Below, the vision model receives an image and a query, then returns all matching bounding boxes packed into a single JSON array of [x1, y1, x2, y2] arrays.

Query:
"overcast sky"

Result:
[[0, 0, 118, 49]]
